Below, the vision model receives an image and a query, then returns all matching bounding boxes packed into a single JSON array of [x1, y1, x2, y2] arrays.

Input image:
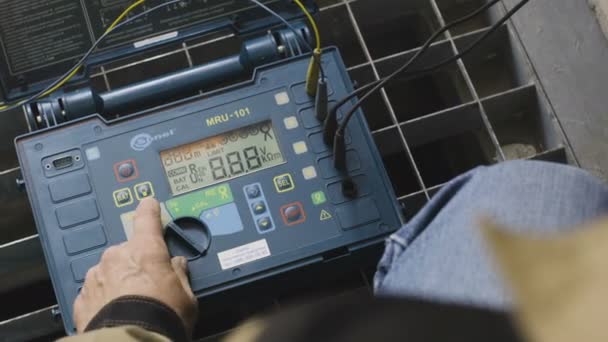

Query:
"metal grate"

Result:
[[0, 0, 577, 340]]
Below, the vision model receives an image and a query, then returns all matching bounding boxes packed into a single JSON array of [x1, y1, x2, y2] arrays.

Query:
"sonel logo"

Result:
[[130, 133, 153, 151], [130, 129, 175, 151]]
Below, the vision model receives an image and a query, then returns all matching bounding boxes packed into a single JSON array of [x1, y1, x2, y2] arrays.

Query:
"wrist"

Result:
[[85, 295, 191, 342]]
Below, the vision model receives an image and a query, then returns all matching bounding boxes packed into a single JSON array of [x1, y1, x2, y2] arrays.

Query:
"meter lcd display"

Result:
[[161, 121, 284, 196]]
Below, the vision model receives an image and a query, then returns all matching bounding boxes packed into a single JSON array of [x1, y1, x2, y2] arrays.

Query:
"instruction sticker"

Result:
[[218, 239, 271, 270], [134, 31, 178, 49]]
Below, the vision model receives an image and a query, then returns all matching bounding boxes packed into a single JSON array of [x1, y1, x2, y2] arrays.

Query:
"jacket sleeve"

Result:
[[57, 326, 170, 342], [59, 295, 190, 342]]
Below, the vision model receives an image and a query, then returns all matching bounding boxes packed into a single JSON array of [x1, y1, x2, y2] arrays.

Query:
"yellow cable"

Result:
[[292, 0, 321, 50], [39, 0, 146, 98], [292, 0, 324, 96], [108, 0, 146, 31]]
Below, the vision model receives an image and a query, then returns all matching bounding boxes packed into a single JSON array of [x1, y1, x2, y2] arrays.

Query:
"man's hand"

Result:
[[73, 198, 198, 334]]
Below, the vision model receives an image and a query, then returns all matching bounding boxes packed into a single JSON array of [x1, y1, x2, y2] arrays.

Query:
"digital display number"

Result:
[[161, 121, 285, 195]]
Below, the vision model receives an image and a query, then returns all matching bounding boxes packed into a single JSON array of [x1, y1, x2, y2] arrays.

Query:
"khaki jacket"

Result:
[[59, 218, 608, 342], [59, 326, 170, 341]]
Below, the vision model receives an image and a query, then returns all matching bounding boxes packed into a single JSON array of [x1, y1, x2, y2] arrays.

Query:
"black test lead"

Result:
[[330, 0, 529, 171], [315, 75, 329, 121]]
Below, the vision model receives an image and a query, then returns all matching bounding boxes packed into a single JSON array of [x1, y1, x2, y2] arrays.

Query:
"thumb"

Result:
[[171, 256, 195, 300]]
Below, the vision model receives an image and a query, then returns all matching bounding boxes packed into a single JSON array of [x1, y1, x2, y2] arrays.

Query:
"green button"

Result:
[[166, 183, 234, 218], [311, 191, 327, 205]]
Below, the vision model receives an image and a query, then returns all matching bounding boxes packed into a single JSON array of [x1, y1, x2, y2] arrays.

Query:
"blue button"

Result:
[[63, 224, 107, 255], [71, 252, 102, 282], [257, 217, 273, 231], [245, 185, 261, 199], [252, 201, 267, 215], [56, 199, 99, 229]]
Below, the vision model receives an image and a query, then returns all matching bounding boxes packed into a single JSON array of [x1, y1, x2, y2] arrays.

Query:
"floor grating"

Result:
[[0, 0, 576, 340]]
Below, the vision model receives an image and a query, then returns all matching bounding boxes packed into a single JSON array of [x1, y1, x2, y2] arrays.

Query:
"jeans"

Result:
[[374, 160, 608, 310]]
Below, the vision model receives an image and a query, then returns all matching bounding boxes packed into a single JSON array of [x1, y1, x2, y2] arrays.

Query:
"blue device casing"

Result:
[[15, 48, 403, 334]]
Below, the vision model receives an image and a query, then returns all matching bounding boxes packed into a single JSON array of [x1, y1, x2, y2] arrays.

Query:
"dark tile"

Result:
[[382, 66, 472, 122], [373, 128, 422, 197], [277, 284, 371, 322], [456, 28, 529, 98], [0, 169, 36, 244], [436, 0, 492, 36], [317, 5, 367, 67], [486, 106, 547, 159], [0, 106, 29, 170], [90, 66, 104, 75], [347, 66, 393, 131], [428, 185, 445, 198], [351, 0, 440, 59], [330, 284, 373, 301], [411, 130, 492, 186], [317, 0, 342, 8], [0, 280, 55, 321], [236, 296, 279, 317], [193, 306, 245, 340], [482, 87, 552, 159], [399, 191, 428, 221], [465, 50, 520, 98], [278, 269, 366, 305], [530, 148, 568, 164], [361, 265, 378, 290], [89, 76, 108, 93]]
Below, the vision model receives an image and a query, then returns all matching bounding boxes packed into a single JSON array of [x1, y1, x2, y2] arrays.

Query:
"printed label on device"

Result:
[[217, 239, 271, 270]]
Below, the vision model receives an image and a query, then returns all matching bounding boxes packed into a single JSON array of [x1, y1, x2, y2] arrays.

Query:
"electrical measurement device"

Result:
[[14, 3, 402, 335], [17, 48, 402, 334]]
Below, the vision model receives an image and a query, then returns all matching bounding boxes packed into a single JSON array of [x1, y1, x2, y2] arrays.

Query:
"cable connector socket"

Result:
[[315, 78, 328, 121], [341, 177, 358, 199], [333, 130, 347, 172], [305, 48, 322, 96]]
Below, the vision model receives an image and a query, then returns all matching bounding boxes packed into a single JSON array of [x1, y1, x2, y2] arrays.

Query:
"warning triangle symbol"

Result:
[[320, 210, 333, 221]]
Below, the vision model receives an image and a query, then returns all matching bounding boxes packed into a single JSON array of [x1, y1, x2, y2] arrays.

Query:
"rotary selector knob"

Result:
[[164, 217, 212, 261]]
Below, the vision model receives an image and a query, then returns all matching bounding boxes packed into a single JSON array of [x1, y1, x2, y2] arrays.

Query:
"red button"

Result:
[[113, 160, 139, 183], [280, 202, 306, 226], [118, 163, 134, 178], [284, 206, 301, 221]]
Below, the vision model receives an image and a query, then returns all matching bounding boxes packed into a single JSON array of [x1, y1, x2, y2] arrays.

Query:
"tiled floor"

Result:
[[0, 0, 579, 340]]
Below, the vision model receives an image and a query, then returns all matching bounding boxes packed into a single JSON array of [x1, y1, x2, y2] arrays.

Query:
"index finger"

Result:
[[132, 197, 164, 240]]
